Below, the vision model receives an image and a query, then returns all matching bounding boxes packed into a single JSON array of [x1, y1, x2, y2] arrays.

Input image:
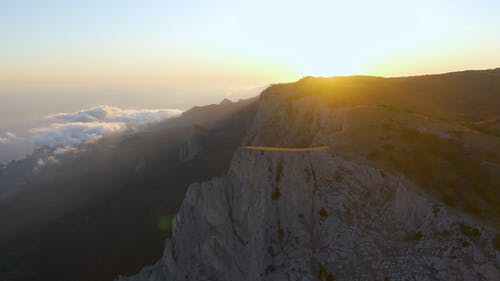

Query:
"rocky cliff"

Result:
[[119, 148, 499, 281], [117, 72, 500, 281]]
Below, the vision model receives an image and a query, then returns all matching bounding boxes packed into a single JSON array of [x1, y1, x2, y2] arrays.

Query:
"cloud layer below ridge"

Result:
[[33, 105, 182, 148]]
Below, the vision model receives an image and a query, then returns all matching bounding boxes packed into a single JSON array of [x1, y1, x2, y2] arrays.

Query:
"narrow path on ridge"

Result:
[[242, 146, 329, 152]]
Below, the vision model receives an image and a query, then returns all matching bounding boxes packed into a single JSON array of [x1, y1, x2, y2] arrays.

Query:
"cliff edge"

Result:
[[117, 71, 500, 280]]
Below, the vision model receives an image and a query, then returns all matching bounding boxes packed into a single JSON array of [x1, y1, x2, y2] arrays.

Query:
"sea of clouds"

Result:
[[0, 105, 182, 164], [32, 105, 182, 148]]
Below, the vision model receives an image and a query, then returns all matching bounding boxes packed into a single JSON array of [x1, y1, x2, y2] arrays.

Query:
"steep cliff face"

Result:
[[245, 79, 500, 225], [118, 148, 498, 281], [117, 72, 500, 281]]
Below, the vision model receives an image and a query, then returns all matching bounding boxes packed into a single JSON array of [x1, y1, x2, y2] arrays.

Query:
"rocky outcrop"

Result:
[[117, 73, 500, 281], [178, 127, 204, 162], [245, 82, 500, 224], [117, 148, 499, 281]]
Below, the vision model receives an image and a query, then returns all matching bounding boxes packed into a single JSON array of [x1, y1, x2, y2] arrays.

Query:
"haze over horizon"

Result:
[[1, 0, 500, 163]]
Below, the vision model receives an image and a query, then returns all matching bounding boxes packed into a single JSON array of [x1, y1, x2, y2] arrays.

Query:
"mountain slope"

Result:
[[245, 71, 500, 226], [118, 69, 500, 281], [119, 148, 498, 281], [0, 97, 258, 281]]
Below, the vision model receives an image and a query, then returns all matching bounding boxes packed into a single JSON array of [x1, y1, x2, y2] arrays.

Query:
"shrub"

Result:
[[414, 231, 423, 241], [460, 224, 481, 238], [319, 208, 328, 218], [493, 234, 500, 251], [271, 187, 281, 200], [265, 264, 277, 274], [277, 227, 284, 241]]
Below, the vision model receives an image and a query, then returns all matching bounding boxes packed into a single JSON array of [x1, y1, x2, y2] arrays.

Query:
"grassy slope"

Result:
[[261, 69, 500, 230]]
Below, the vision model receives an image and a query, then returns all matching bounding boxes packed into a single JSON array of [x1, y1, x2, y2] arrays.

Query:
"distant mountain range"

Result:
[[1, 69, 499, 281]]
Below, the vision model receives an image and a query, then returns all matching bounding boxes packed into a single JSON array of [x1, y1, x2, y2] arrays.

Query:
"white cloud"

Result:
[[34, 155, 59, 171], [0, 132, 17, 144], [53, 146, 79, 155], [50, 105, 182, 124], [32, 122, 127, 147], [5, 132, 16, 138], [32, 105, 182, 149]]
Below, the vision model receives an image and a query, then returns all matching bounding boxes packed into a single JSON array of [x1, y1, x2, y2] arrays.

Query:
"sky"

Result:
[[1, 0, 500, 162]]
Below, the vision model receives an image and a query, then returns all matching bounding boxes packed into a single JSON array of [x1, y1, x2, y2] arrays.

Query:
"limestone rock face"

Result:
[[117, 76, 500, 281], [117, 148, 499, 281]]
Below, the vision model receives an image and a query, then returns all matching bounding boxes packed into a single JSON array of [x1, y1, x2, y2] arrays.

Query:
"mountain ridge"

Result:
[[0, 69, 499, 281], [116, 69, 500, 280]]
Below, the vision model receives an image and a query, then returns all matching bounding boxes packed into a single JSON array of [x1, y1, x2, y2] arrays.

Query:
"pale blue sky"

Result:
[[2, 0, 500, 84]]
